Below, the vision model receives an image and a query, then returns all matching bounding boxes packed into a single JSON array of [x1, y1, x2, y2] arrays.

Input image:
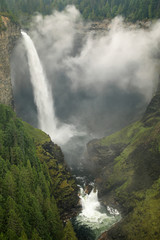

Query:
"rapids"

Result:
[[73, 184, 121, 240]]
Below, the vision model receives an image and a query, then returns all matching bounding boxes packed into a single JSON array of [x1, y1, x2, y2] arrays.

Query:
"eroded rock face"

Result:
[[86, 139, 127, 197], [0, 16, 20, 106]]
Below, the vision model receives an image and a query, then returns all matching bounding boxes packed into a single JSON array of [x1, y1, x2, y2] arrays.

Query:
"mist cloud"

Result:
[[11, 6, 160, 164], [65, 16, 160, 97]]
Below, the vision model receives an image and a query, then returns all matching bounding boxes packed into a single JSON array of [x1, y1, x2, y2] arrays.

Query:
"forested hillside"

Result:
[[0, 104, 78, 240], [0, 0, 160, 21]]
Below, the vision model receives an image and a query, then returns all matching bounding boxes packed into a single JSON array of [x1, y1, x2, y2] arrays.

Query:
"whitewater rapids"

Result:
[[75, 186, 121, 239]]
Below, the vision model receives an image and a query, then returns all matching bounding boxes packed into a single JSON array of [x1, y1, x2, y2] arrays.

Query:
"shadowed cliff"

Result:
[[87, 87, 160, 240], [0, 14, 20, 107]]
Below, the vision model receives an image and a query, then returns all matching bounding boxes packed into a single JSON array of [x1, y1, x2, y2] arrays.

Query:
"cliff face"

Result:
[[0, 16, 20, 107], [87, 90, 160, 240]]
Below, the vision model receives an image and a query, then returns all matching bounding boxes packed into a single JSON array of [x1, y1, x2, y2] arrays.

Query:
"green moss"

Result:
[[121, 179, 160, 240], [33, 139, 78, 214], [101, 121, 142, 146], [89, 92, 160, 239], [22, 121, 79, 212], [60, 180, 70, 189]]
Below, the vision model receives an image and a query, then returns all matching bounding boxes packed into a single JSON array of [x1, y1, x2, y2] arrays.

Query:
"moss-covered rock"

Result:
[[88, 91, 160, 239], [23, 121, 79, 217]]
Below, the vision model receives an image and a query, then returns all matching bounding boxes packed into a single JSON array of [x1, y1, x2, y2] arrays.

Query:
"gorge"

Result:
[[1, 5, 160, 240], [21, 29, 122, 240]]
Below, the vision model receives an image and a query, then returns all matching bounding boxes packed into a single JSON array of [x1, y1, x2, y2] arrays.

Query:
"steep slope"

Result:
[[0, 14, 20, 106], [0, 104, 79, 239], [87, 89, 160, 240], [23, 121, 79, 218]]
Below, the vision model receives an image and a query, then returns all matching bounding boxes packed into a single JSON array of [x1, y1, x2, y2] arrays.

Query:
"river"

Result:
[[72, 179, 121, 240]]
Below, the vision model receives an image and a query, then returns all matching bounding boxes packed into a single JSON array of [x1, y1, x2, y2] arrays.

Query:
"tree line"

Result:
[[0, 0, 160, 22]]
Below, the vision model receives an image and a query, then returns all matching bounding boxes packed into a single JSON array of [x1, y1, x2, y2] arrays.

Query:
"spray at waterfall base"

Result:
[[21, 30, 81, 146], [13, 13, 160, 158], [72, 182, 121, 240]]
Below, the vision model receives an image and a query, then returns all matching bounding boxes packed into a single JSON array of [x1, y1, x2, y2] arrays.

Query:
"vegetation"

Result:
[[0, 15, 6, 31], [0, 11, 18, 32], [0, 0, 160, 23], [0, 104, 78, 240], [63, 221, 78, 240], [87, 90, 160, 239]]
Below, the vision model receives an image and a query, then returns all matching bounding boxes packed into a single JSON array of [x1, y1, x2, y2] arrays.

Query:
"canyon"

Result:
[[1, 13, 160, 240]]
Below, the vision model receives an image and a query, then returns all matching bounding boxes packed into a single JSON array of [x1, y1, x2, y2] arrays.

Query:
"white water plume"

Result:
[[21, 31, 78, 145], [12, 9, 160, 169], [80, 188, 109, 222], [76, 187, 121, 239], [13, 10, 160, 144]]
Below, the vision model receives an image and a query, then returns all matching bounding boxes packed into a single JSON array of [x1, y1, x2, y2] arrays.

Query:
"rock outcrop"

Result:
[[0, 15, 20, 107], [22, 119, 80, 220]]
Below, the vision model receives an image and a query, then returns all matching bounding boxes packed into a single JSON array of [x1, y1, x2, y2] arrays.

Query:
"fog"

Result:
[[11, 6, 160, 167]]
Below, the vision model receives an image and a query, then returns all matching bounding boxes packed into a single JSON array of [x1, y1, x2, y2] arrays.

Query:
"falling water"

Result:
[[73, 186, 121, 240], [21, 31, 120, 239], [21, 31, 77, 144], [21, 31, 56, 134]]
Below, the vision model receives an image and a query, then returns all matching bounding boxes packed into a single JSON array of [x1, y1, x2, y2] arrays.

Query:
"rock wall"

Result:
[[0, 16, 20, 107]]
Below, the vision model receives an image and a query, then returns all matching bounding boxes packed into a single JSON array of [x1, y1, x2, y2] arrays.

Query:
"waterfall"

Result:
[[21, 31, 77, 145], [21, 31, 57, 135]]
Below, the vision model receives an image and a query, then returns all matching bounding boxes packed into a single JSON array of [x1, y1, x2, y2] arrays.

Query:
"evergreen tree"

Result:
[[0, 104, 76, 240], [63, 221, 78, 240], [1, 0, 160, 22], [19, 231, 28, 240], [31, 229, 42, 240]]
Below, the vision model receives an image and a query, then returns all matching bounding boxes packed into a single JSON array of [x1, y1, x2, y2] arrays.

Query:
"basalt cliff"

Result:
[[0, 15, 20, 106]]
